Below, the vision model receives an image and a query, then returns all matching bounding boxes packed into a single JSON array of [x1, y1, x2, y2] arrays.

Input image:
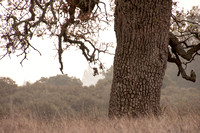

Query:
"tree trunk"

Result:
[[109, 0, 172, 118]]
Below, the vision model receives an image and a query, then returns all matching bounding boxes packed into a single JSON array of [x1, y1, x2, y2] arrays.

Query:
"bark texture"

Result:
[[109, 0, 172, 118]]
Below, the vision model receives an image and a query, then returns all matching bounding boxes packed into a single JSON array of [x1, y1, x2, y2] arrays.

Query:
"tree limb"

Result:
[[167, 49, 196, 82], [169, 32, 200, 61]]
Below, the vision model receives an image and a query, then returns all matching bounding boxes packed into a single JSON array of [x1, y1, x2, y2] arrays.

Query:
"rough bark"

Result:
[[109, 0, 172, 118]]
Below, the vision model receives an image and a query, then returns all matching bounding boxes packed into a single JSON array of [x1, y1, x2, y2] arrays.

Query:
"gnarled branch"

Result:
[[168, 32, 200, 82], [169, 32, 200, 61], [168, 48, 196, 82]]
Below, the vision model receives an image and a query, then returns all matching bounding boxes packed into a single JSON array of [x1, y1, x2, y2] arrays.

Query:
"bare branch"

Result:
[[168, 49, 196, 82], [169, 32, 200, 61]]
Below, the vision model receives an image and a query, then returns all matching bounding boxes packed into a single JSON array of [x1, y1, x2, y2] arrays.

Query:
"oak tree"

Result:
[[109, 0, 200, 118], [0, 0, 112, 73], [0, 0, 200, 118]]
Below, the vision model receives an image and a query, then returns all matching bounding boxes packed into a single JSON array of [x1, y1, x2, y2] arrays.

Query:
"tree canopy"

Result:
[[35, 74, 83, 86], [0, 0, 199, 81], [0, 70, 199, 119], [0, 0, 114, 74]]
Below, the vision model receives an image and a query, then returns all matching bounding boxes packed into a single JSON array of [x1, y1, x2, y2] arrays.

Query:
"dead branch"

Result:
[[169, 32, 200, 61], [167, 48, 196, 82], [0, 0, 112, 75]]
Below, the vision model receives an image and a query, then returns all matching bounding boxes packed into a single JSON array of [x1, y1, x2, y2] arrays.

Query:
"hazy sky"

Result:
[[0, 0, 199, 85]]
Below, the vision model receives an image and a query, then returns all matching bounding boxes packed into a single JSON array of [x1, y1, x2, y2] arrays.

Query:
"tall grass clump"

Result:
[[0, 107, 199, 133]]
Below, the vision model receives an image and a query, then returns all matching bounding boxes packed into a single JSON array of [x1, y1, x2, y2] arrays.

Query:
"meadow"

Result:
[[0, 107, 199, 133], [0, 69, 200, 133]]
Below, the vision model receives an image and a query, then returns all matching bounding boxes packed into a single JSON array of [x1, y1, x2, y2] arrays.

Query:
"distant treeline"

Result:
[[0, 66, 200, 120]]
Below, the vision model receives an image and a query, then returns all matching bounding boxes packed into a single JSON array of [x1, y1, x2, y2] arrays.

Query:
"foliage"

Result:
[[0, 66, 200, 119], [34, 74, 83, 86], [0, 74, 108, 119], [0, 77, 17, 95], [0, 77, 17, 116]]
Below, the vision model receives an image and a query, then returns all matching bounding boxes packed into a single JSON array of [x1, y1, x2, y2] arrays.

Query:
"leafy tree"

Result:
[[35, 74, 83, 86], [0, 0, 200, 118], [82, 65, 104, 86], [94, 66, 113, 107], [0, 77, 17, 116], [162, 74, 176, 89], [0, 77, 17, 96], [96, 65, 113, 89]]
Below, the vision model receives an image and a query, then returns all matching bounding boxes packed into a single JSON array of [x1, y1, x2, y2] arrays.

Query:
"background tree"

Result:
[[0, 77, 17, 96], [35, 74, 82, 86], [0, 77, 17, 117]]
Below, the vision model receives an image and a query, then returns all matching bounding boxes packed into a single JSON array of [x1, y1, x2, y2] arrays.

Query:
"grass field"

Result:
[[0, 76, 200, 133], [0, 107, 199, 133]]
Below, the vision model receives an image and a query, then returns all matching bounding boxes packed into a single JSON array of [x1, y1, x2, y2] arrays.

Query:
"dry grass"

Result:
[[0, 108, 199, 133]]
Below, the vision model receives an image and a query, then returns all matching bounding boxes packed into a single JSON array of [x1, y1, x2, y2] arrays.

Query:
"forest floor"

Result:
[[0, 108, 199, 133]]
